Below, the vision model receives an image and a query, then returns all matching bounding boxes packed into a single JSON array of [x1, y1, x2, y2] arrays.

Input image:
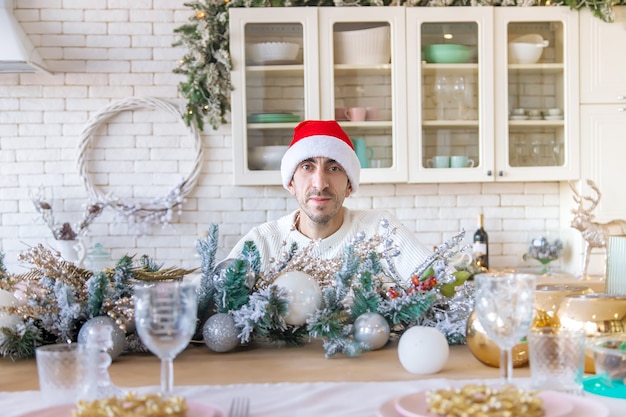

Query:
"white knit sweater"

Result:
[[227, 207, 433, 283]]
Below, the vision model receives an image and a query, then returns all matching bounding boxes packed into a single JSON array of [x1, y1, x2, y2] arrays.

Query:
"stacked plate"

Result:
[[377, 390, 609, 417], [247, 113, 300, 123]]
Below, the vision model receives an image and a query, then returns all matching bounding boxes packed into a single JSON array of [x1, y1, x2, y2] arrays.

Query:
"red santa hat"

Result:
[[280, 120, 360, 193]]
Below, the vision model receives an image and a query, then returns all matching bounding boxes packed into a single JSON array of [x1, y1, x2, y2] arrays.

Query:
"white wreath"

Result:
[[76, 97, 203, 229]]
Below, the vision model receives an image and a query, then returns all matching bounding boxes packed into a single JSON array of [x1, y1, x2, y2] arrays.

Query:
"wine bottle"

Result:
[[473, 214, 489, 271]]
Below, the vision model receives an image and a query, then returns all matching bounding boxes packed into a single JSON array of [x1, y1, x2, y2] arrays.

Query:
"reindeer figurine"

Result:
[[570, 179, 626, 278]]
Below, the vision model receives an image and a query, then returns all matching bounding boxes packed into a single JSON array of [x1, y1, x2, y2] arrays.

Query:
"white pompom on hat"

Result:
[[280, 120, 361, 193]]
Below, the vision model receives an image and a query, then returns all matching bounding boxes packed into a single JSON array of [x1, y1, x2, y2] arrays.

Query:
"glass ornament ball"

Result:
[[202, 313, 240, 353], [273, 271, 322, 326], [353, 312, 390, 350], [78, 316, 126, 360]]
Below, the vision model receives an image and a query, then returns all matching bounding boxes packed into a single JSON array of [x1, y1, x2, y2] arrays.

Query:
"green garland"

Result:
[[196, 223, 473, 357], [173, 0, 622, 131]]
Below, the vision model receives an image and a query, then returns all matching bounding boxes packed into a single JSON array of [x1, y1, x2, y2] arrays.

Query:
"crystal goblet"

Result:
[[474, 273, 536, 384], [133, 281, 198, 395]]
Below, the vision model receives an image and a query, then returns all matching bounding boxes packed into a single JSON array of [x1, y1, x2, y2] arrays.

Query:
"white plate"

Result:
[[544, 115, 564, 120], [379, 390, 607, 417], [17, 401, 225, 417], [510, 115, 529, 120]]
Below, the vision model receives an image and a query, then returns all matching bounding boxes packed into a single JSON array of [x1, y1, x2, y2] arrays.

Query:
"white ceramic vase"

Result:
[[50, 239, 86, 266]]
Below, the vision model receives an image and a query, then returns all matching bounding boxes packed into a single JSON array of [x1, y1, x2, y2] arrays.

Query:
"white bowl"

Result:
[[508, 34, 549, 64], [334, 23, 391, 65], [248, 146, 288, 170], [246, 42, 300, 65]]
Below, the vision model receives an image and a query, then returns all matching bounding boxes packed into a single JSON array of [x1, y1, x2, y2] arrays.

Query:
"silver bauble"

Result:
[[353, 312, 390, 350], [78, 316, 126, 360], [202, 313, 240, 353]]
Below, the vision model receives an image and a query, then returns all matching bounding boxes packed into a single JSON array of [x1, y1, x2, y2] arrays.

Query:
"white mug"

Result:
[[450, 156, 475, 168], [426, 156, 450, 169]]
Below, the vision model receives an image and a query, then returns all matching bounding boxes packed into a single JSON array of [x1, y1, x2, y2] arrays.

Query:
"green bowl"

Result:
[[423, 44, 471, 64]]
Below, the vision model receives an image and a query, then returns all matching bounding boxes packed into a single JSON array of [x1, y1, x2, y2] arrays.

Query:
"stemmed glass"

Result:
[[474, 273, 536, 384], [133, 281, 198, 395]]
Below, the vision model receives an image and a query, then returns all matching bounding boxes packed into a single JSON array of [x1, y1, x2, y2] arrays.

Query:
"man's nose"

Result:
[[311, 168, 329, 190]]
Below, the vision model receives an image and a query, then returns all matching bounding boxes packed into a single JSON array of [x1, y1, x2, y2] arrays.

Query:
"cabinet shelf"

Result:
[[246, 64, 304, 75], [247, 122, 301, 129], [421, 63, 479, 73], [507, 63, 563, 73], [422, 120, 479, 128], [508, 120, 564, 127], [333, 64, 392, 76]]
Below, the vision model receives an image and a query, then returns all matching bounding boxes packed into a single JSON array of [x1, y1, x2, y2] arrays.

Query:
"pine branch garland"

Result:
[[0, 322, 43, 360]]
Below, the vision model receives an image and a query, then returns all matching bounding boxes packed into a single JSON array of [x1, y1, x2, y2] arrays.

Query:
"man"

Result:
[[227, 120, 433, 284]]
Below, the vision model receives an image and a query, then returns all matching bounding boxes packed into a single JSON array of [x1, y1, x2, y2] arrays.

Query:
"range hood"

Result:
[[0, 0, 50, 73]]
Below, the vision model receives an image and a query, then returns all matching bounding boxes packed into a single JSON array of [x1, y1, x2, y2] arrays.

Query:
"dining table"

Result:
[[1, 273, 621, 416], [1, 337, 624, 417]]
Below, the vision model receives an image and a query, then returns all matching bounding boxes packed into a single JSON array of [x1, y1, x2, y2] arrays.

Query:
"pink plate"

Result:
[[17, 400, 224, 417], [393, 390, 574, 417], [567, 394, 609, 417]]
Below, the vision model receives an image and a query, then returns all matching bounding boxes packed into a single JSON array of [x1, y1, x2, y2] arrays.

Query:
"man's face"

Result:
[[288, 157, 352, 226]]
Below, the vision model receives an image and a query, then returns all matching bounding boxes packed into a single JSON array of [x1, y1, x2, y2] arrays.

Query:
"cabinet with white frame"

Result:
[[230, 7, 407, 186], [230, 6, 580, 186], [408, 6, 580, 183]]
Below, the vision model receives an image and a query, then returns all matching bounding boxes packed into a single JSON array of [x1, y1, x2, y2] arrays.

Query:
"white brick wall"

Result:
[[0, 1, 564, 274]]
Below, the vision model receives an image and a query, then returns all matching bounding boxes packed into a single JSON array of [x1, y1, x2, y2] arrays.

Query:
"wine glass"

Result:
[[133, 281, 198, 395], [474, 273, 536, 384]]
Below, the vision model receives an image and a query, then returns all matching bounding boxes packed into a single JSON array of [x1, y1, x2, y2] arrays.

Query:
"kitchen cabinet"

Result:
[[562, 7, 626, 276], [230, 6, 579, 186], [580, 7, 626, 104], [229, 7, 407, 186], [408, 6, 580, 183]]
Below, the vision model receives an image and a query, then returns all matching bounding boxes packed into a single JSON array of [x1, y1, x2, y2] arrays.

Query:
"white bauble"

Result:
[[273, 271, 322, 326], [0, 289, 23, 328], [398, 326, 449, 374]]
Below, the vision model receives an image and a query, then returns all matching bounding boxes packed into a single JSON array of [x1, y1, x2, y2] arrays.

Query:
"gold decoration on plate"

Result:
[[74, 392, 187, 417], [465, 309, 528, 368], [426, 384, 544, 417]]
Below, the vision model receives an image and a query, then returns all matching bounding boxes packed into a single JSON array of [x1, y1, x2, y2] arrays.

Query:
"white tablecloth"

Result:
[[2, 378, 624, 417]]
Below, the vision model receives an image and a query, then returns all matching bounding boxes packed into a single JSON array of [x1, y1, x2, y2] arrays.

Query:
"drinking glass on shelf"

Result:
[[433, 75, 450, 120], [474, 273, 536, 384], [134, 281, 198, 395], [452, 76, 466, 119]]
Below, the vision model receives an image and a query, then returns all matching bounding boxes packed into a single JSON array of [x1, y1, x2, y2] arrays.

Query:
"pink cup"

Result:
[[345, 107, 367, 122], [366, 107, 379, 121]]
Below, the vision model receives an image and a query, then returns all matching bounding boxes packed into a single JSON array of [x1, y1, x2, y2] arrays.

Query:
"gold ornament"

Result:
[[195, 11, 206, 19], [557, 293, 626, 373], [465, 309, 528, 368]]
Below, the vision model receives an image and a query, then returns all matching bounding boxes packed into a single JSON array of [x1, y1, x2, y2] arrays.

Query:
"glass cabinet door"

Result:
[[319, 8, 407, 184], [407, 8, 494, 183], [494, 7, 579, 181], [230, 8, 319, 185]]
